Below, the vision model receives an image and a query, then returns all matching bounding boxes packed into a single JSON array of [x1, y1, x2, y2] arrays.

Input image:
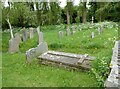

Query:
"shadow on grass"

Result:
[[49, 43, 65, 50]]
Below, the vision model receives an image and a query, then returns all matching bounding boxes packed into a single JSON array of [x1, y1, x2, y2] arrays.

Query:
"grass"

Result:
[[2, 22, 118, 87], [2, 53, 97, 87]]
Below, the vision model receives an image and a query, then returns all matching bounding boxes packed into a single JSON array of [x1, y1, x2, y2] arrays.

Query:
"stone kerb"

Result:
[[105, 41, 120, 88]]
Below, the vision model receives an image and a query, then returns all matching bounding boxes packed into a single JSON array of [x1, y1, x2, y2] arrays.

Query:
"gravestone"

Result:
[[58, 31, 64, 38], [38, 32, 44, 44], [98, 27, 101, 34], [66, 28, 71, 36], [14, 32, 21, 44], [22, 28, 28, 42], [9, 38, 19, 53], [26, 48, 36, 63], [30, 27, 34, 39], [35, 42, 48, 56], [91, 32, 94, 38], [101, 26, 104, 33], [71, 25, 76, 34], [36, 26, 44, 44], [38, 51, 95, 70]]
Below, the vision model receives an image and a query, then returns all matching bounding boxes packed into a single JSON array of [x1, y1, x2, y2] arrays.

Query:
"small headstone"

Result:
[[101, 26, 104, 33], [14, 32, 21, 44], [58, 31, 64, 38], [91, 32, 94, 39], [33, 28, 37, 34], [71, 25, 76, 34], [22, 28, 28, 42], [9, 38, 19, 53], [30, 27, 34, 39], [26, 48, 36, 63], [35, 42, 48, 56], [38, 32, 44, 44], [98, 27, 101, 34], [66, 28, 71, 36]]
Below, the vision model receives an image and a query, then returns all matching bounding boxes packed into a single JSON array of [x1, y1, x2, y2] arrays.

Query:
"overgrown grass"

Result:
[[2, 22, 118, 87]]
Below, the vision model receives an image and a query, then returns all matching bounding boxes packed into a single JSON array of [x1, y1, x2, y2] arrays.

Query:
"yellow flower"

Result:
[[109, 63, 113, 68]]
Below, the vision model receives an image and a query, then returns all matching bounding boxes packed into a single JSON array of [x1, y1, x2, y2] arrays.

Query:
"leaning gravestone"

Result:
[[58, 31, 64, 38], [9, 37, 19, 54], [30, 27, 34, 39], [66, 28, 71, 36], [91, 32, 94, 38], [22, 28, 28, 42], [14, 33, 21, 44]]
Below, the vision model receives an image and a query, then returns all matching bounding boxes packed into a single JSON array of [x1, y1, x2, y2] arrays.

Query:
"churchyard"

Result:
[[1, 1, 120, 88], [2, 22, 119, 87]]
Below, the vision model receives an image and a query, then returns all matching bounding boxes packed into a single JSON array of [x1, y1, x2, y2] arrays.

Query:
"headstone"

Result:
[[91, 32, 94, 39], [29, 27, 34, 39], [14, 32, 21, 44], [38, 32, 44, 44], [33, 28, 37, 34], [58, 31, 64, 38], [36, 26, 44, 44], [101, 26, 104, 33], [35, 42, 48, 56], [71, 25, 76, 34], [22, 28, 28, 42], [9, 38, 19, 53], [66, 28, 71, 36], [26, 48, 36, 63], [98, 27, 101, 34]]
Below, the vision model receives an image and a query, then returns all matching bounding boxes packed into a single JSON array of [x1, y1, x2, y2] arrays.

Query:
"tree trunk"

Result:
[[82, 2, 87, 23], [99, 14, 102, 22], [67, 10, 70, 29], [6, 18, 14, 39], [33, 2, 37, 11], [82, 10, 86, 23]]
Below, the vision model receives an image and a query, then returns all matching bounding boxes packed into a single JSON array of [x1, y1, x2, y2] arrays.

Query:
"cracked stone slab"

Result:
[[38, 51, 95, 70]]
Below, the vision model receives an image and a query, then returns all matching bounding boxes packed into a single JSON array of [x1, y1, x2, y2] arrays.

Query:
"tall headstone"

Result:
[[91, 32, 94, 39], [38, 32, 44, 44], [36, 26, 43, 44], [58, 31, 64, 38], [9, 38, 19, 53], [22, 28, 28, 42], [30, 27, 34, 39], [14, 33, 21, 44]]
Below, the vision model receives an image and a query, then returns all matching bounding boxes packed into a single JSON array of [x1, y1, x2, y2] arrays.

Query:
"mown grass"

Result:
[[2, 22, 118, 87]]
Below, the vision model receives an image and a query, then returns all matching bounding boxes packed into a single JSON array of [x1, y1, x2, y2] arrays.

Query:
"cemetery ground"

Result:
[[2, 23, 118, 87]]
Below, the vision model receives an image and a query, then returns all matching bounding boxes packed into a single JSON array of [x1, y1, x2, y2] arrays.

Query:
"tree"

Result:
[[49, 1, 61, 25], [65, 0, 73, 27]]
